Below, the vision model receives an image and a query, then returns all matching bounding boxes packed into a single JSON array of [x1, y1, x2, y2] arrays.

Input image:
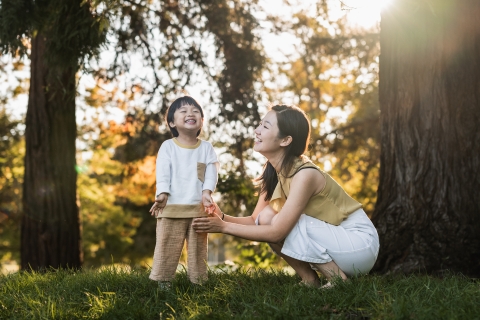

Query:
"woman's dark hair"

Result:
[[257, 105, 311, 201], [165, 96, 204, 137]]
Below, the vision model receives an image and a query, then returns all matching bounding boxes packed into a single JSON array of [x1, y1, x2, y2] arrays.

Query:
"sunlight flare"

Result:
[[342, 0, 394, 28]]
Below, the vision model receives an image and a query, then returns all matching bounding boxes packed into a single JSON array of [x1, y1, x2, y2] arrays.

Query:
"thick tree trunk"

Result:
[[21, 35, 82, 270], [371, 0, 480, 276]]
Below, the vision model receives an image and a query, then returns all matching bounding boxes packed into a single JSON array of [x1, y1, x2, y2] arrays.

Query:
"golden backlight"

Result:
[[342, 0, 393, 28]]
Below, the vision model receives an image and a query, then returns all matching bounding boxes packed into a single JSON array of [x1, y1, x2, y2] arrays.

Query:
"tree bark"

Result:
[[21, 34, 82, 270], [371, 0, 480, 276]]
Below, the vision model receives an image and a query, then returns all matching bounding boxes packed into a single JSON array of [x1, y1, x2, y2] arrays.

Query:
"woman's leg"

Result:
[[310, 261, 348, 287], [282, 211, 378, 281], [269, 242, 321, 287]]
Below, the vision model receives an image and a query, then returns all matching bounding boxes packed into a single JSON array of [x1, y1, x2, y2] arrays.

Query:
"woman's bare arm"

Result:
[[193, 169, 325, 242], [214, 192, 270, 225]]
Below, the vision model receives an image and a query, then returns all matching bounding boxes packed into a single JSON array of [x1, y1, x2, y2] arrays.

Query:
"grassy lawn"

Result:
[[1, 266, 479, 319]]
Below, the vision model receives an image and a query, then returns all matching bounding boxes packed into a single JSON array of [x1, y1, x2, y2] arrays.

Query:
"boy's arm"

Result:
[[203, 143, 219, 193], [151, 142, 171, 216], [155, 143, 172, 197], [203, 162, 219, 194]]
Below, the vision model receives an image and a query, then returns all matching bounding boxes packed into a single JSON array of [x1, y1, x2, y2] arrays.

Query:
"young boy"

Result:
[[149, 96, 219, 286]]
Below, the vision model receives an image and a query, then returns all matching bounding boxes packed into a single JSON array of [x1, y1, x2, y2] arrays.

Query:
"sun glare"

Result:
[[342, 0, 394, 29]]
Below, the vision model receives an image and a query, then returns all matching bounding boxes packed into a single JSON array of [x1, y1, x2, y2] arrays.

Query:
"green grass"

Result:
[[0, 266, 479, 319]]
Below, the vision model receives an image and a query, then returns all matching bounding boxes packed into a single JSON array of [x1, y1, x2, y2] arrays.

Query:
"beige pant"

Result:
[[149, 218, 208, 284]]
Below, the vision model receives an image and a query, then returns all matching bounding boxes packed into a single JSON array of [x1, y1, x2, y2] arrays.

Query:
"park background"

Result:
[[0, 0, 479, 279]]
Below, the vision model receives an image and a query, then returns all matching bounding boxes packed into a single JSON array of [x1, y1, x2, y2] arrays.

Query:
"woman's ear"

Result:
[[280, 136, 293, 147]]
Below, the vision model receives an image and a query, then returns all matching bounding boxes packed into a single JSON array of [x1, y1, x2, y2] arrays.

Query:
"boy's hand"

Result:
[[205, 204, 216, 215], [150, 193, 168, 217], [202, 190, 215, 215]]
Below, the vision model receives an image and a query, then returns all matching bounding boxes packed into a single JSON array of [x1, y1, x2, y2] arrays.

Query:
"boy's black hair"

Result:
[[165, 96, 204, 137]]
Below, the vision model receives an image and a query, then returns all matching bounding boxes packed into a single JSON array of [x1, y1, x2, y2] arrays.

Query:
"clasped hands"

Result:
[[192, 201, 225, 233]]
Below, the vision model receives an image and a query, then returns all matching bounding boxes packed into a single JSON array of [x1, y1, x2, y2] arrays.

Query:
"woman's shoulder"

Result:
[[292, 156, 322, 175], [281, 156, 325, 186]]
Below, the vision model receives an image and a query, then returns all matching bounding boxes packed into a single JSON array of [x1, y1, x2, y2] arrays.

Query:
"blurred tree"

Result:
[[0, 0, 107, 270], [372, 0, 480, 276], [269, 1, 380, 214]]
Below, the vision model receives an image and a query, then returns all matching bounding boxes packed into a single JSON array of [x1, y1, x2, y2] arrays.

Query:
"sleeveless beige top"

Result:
[[270, 156, 362, 226]]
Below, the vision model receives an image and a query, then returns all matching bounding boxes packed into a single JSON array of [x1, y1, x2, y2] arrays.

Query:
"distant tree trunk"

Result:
[[371, 0, 480, 276], [21, 34, 82, 270]]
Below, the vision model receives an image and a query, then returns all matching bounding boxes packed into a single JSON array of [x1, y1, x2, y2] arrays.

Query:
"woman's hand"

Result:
[[192, 213, 225, 233]]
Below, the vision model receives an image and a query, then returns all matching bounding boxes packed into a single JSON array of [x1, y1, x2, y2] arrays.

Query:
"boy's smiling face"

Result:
[[169, 104, 203, 136]]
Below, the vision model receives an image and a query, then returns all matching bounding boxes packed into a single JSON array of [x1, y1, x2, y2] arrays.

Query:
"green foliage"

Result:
[[78, 170, 142, 267], [39, 0, 108, 68], [1, 267, 479, 319], [216, 170, 258, 217], [234, 241, 283, 269], [0, 0, 33, 56], [201, 0, 265, 136], [0, 0, 108, 69], [269, 1, 381, 214], [326, 87, 380, 213], [0, 107, 23, 265], [77, 117, 159, 267]]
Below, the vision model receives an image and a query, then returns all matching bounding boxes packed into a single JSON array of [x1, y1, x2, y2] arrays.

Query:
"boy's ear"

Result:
[[169, 122, 176, 128], [280, 136, 292, 147]]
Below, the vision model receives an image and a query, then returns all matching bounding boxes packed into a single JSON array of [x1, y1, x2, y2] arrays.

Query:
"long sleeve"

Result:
[[155, 143, 171, 197], [202, 142, 219, 192], [203, 162, 219, 192]]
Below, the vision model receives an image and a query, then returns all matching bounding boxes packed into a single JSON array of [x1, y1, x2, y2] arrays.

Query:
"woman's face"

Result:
[[253, 110, 283, 155]]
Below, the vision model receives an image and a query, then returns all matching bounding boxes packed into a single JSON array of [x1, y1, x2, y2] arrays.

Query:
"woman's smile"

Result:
[[253, 111, 281, 153]]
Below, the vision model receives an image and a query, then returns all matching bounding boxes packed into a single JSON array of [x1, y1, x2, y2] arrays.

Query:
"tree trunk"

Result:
[[371, 0, 480, 276], [21, 34, 82, 270]]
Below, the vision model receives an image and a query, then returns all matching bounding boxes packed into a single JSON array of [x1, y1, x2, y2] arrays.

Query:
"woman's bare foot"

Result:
[[320, 281, 334, 289], [310, 261, 348, 282]]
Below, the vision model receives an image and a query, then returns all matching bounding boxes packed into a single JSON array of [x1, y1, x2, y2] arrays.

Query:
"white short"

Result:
[[258, 208, 380, 276]]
